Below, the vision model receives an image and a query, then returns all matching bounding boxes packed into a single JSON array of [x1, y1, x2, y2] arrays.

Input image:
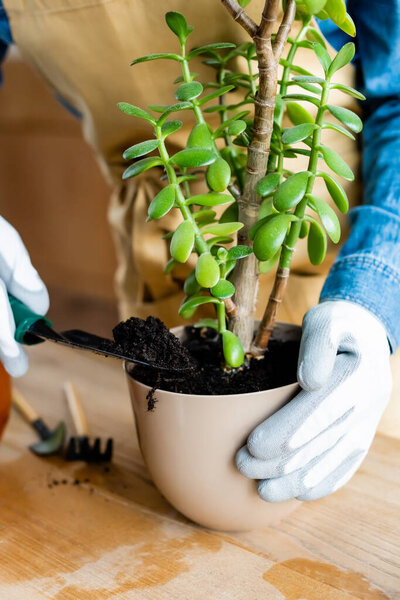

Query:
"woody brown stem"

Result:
[[220, 0, 296, 352], [253, 267, 289, 350], [220, 0, 257, 37], [224, 297, 239, 318]]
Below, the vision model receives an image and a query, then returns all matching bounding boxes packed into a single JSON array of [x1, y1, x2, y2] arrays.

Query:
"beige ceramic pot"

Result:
[[126, 323, 301, 531]]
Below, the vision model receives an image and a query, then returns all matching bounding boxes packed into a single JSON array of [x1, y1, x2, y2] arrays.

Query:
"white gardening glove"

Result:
[[236, 300, 392, 502], [0, 216, 49, 377]]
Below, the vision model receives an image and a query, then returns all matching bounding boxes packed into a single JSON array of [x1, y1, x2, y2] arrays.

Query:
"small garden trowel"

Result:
[[8, 294, 186, 371]]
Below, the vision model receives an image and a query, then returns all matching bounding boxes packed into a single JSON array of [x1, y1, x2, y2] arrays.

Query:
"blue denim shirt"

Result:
[[1, 1, 400, 350]]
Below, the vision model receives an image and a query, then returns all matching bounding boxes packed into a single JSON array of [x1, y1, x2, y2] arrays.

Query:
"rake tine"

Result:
[[66, 437, 79, 461], [103, 438, 113, 462]]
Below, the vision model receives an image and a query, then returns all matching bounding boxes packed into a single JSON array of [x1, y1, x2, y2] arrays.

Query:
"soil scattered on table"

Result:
[[128, 325, 300, 409]]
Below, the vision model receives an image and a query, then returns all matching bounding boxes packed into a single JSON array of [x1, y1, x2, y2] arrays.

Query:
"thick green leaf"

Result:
[[322, 121, 355, 140], [328, 42, 355, 77], [318, 172, 349, 213], [172, 148, 217, 168], [123, 139, 160, 160], [198, 85, 235, 105], [274, 172, 310, 212], [147, 185, 176, 221], [213, 111, 250, 138], [186, 192, 232, 207], [170, 221, 195, 263], [238, 0, 252, 7], [313, 42, 332, 74], [122, 157, 163, 180], [194, 318, 218, 330], [222, 331, 244, 368], [201, 222, 243, 236], [302, 0, 328, 14], [211, 279, 235, 299], [175, 81, 203, 102], [307, 194, 341, 242], [195, 252, 220, 288], [286, 102, 314, 126], [220, 202, 239, 224], [249, 215, 275, 240], [299, 220, 309, 238], [307, 221, 327, 265], [253, 214, 296, 261], [227, 245, 252, 261], [282, 123, 316, 145], [130, 53, 182, 66], [161, 120, 183, 138], [320, 145, 354, 180], [330, 83, 365, 101], [206, 158, 231, 192], [179, 295, 219, 318], [280, 60, 313, 77], [257, 173, 281, 198], [165, 11, 193, 45], [339, 13, 356, 37], [157, 102, 192, 125], [207, 236, 233, 248], [188, 43, 236, 59], [282, 94, 320, 107], [259, 198, 275, 220], [184, 270, 201, 296], [187, 123, 214, 149], [227, 120, 247, 136], [324, 0, 346, 25], [117, 102, 156, 125], [327, 104, 363, 133], [163, 257, 178, 274], [193, 209, 217, 224], [306, 27, 327, 48]]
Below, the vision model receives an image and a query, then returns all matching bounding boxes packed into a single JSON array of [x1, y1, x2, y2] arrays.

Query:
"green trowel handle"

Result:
[[8, 293, 52, 345]]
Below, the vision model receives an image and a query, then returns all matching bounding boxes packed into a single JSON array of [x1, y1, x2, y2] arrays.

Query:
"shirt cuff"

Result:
[[320, 255, 400, 353]]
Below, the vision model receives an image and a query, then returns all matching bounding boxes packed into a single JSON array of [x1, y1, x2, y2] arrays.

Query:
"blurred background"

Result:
[[0, 47, 118, 336]]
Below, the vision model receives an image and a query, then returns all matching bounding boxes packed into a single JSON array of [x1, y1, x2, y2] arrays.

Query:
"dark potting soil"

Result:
[[126, 324, 300, 407]]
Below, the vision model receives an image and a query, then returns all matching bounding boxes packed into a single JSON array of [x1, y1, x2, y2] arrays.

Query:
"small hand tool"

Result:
[[12, 387, 66, 456], [64, 381, 113, 463], [8, 293, 188, 371]]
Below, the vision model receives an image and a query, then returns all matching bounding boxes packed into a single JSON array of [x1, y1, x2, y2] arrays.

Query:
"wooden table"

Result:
[[0, 343, 398, 599]]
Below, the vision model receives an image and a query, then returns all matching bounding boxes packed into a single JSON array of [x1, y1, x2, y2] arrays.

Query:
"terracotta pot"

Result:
[[126, 323, 301, 531], [0, 363, 11, 440]]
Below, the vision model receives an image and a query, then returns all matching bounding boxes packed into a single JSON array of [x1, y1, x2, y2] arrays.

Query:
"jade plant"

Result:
[[118, 0, 364, 369]]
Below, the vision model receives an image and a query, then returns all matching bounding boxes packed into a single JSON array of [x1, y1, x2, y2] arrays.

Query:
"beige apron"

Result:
[[3, 0, 399, 437]]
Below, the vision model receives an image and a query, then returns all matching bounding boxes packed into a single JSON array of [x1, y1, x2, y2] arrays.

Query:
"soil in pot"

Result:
[[111, 317, 300, 407]]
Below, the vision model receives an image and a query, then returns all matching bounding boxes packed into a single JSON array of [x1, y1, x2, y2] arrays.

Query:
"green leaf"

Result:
[[186, 192, 232, 207], [299, 220, 309, 239], [330, 83, 366, 101], [117, 102, 156, 125], [179, 295, 219, 318], [259, 250, 281, 274], [195, 252, 220, 288], [238, 0, 252, 7], [259, 198, 275, 220], [122, 157, 163, 180], [339, 13, 356, 37], [165, 11, 193, 45], [286, 102, 314, 126], [324, 0, 346, 25], [157, 102, 193, 126], [194, 318, 218, 330], [322, 121, 355, 140], [328, 42, 355, 77], [280, 60, 313, 77], [198, 85, 235, 105], [306, 27, 327, 48], [147, 185, 176, 221], [222, 331, 244, 368], [227, 245, 252, 260], [207, 236, 233, 248], [211, 279, 235, 299], [282, 123, 316, 145], [184, 270, 201, 296], [220, 202, 239, 224], [291, 75, 325, 84], [175, 81, 204, 102], [320, 145, 354, 180], [123, 139, 160, 160], [302, 0, 328, 13], [161, 120, 183, 138], [188, 43, 236, 59], [187, 123, 214, 150], [130, 53, 182, 66], [163, 258, 179, 274], [318, 172, 349, 213], [170, 221, 195, 263], [313, 42, 332, 74], [172, 148, 217, 168], [273, 172, 310, 212], [193, 209, 217, 224], [307, 221, 327, 265], [213, 111, 250, 138], [227, 120, 246, 136], [257, 173, 281, 198], [253, 214, 296, 261], [206, 158, 231, 192], [307, 194, 341, 243], [282, 94, 321, 107], [327, 104, 363, 133], [201, 222, 243, 236]]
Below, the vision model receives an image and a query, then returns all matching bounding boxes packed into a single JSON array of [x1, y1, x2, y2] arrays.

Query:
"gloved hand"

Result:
[[236, 300, 392, 502], [0, 216, 49, 377]]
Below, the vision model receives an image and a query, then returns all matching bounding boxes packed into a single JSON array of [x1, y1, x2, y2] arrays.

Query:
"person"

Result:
[[0, 0, 398, 502]]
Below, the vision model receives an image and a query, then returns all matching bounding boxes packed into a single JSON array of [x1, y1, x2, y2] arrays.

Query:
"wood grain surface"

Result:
[[0, 343, 398, 599]]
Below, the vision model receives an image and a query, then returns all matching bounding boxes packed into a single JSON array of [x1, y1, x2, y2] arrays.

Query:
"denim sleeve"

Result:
[[319, 0, 400, 352], [0, 0, 12, 86]]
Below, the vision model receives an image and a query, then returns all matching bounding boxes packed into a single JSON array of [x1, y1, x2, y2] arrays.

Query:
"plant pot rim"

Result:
[[124, 320, 301, 400]]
